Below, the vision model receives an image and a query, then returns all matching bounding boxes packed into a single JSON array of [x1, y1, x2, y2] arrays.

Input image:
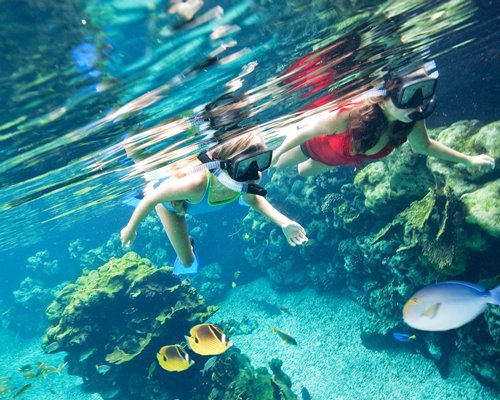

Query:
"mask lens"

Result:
[[399, 79, 436, 108], [232, 150, 273, 181]]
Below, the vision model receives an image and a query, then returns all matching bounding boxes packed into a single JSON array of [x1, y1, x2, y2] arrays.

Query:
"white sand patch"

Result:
[[209, 278, 495, 400]]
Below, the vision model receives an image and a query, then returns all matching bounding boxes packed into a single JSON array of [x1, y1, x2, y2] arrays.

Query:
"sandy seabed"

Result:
[[0, 277, 495, 400], [0, 330, 102, 400], [209, 278, 495, 400]]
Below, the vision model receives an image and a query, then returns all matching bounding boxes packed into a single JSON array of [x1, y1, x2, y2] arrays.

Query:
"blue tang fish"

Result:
[[403, 281, 500, 331], [392, 332, 416, 342]]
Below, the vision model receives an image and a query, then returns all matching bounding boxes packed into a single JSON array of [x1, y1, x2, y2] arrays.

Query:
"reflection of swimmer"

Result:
[[185, 324, 232, 356], [121, 132, 308, 275], [122, 60, 258, 175], [272, 63, 495, 176], [166, 0, 224, 33]]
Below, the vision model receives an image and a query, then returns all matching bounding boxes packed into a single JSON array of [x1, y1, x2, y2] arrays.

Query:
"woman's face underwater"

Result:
[[381, 97, 422, 123]]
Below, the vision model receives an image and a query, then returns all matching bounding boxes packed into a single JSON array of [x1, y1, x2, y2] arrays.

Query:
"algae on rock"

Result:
[[461, 179, 500, 238]]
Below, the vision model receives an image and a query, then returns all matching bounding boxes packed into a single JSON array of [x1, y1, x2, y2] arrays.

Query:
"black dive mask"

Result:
[[197, 149, 273, 197], [223, 148, 273, 182], [389, 77, 438, 121]]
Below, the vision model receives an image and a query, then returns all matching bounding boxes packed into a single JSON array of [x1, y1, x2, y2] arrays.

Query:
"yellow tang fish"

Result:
[[185, 324, 233, 356], [156, 345, 194, 372]]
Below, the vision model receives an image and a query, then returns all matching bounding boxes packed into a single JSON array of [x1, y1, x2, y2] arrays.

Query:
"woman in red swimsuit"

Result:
[[272, 65, 495, 176]]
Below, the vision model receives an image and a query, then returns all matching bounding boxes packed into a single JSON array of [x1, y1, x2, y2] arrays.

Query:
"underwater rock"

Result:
[[427, 120, 498, 196], [42, 252, 218, 399], [354, 144, 434, 214], [461, 179, 500, 238], [456, 305, 500, 392], [207, 349, 297, 400]]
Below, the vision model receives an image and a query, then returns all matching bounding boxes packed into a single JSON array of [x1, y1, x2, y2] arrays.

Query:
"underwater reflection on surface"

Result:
[[0, 0, 495, 250]]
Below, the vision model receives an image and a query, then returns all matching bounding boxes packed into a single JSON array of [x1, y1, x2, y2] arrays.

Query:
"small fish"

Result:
[[12, 383, 32, 399], [43, 341, 60, 353], [269, 325, 298, 346], [95, 364, 111, 375], [36, 362, 47, 378], [79, 347, 97, 362], [18, 365, 32, 372], [231, 282, 237, 289], [392, 333, 416, 342], [243, 233, 250, 241], [55, 362, 67, 375], [0, 387, 11, 397], [147, 361, 156, 380], [185, 324, 233, 356], [233, 270, 241, 280], [156, 345, 194, 372], [403, 281, 500, 331], [279, 305, 291, 315], [200, 356, 217, 376], [21, 371, 38, 379]]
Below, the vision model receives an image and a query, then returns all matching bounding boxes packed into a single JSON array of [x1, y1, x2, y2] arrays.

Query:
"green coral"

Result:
[[42, 252, 218, 398], [372, 188, 465, 275], [354, 144, 434, 214], [208, 351, 297, 400]]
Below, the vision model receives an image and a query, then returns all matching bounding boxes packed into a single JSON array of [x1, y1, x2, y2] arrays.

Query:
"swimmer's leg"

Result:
[[274, 146, 308, 168], [155, 204, 195, 267], [298, 159, 330, 177]]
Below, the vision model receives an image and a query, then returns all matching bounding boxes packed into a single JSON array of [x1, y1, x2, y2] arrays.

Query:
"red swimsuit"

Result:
[[304, 132, 393, 167]]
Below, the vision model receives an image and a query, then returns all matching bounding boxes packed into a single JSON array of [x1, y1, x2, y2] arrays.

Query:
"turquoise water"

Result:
[[0, 1, 498, 399]]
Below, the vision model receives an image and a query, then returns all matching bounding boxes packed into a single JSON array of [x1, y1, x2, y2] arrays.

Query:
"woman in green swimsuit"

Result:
[[120, 132, 308, 274]]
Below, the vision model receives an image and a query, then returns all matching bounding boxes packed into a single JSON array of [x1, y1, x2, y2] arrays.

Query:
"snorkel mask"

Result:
[[385, 61, 439, 121], [356, 62, 439, 121], [195, 147, 273, 196]]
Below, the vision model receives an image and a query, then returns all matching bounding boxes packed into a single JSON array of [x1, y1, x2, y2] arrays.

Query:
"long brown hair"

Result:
[[348, 91, 415, 154]]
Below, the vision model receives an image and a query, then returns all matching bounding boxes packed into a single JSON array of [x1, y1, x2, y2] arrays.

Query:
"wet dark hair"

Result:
[[348, 100, 415, 154], [204, 93, 251, 132]]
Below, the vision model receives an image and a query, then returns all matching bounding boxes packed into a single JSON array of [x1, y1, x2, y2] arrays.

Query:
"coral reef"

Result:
[[9, 251, 67, 337], [461, 179, 500, 238], [241, 120, 499, 388], [43, 252, 217, 399], [353, 144, 435, 214], [42, 252, 295, 399], [206, 350, 297, 400], [26, 250, 60, 278], [456, 305, 500, 392], [190, 262, 228, 305]]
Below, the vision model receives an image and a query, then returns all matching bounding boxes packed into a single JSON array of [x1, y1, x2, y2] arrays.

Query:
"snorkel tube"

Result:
[[191, 152, 268, 196], [407, 96, 437, 121]]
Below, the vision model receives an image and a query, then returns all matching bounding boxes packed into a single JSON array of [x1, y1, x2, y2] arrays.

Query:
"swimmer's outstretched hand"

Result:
[[121, 226, 137, 248], [281, 221, 308, 247], [466, 154, 495, 169]]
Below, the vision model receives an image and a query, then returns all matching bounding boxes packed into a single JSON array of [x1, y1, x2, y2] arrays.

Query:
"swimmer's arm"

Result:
[[121, 173, 205, 246], [242, 194, 308, 247], [408, 121, 495, 167], [272, 109, 349, 163]]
